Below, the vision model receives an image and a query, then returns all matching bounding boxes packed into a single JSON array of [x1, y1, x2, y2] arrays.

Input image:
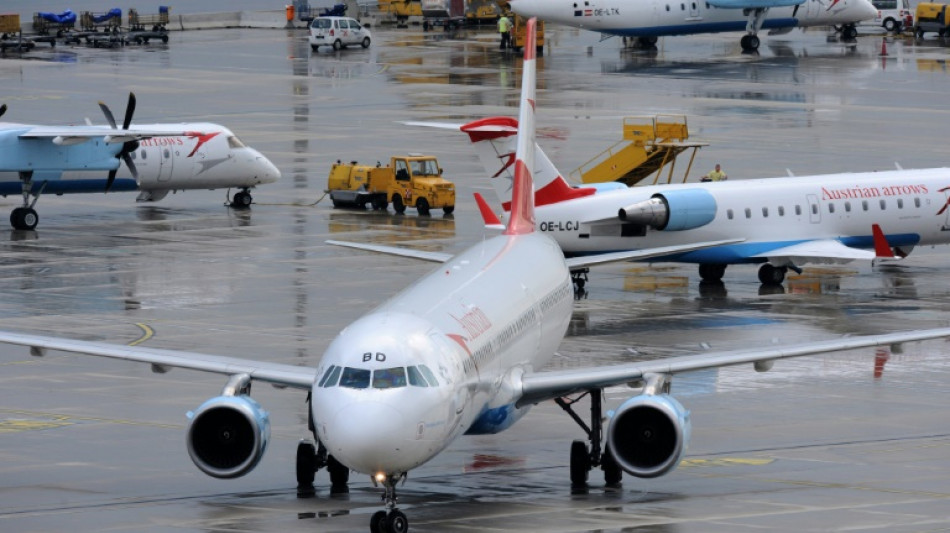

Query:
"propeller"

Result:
[[98, 93, 140, 192]]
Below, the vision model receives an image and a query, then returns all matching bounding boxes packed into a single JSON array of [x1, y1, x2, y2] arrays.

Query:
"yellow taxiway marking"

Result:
[[128, 323, 154, 346], [0, 408, 180, 432]]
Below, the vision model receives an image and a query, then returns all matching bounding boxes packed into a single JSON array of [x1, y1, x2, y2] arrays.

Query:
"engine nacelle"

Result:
[[605, 393, 691, 478], [186, 395, 271, 479], [618, 189, 717, 231]]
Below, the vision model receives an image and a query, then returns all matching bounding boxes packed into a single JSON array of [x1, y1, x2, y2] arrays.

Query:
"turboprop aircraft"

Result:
[[507, 0, 878, 51], [426, 113, 950, 287], [2, 21, 950, 533], [0, 94, 280, 230]]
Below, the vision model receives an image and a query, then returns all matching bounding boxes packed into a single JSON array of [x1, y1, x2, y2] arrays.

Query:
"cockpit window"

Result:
[[339, 367, 371, 389], [407, 366, 428, 387], [227, 136, 246, 149], [373, 367, 407, 389], [318, 365, 337, 387], [418, 364, 439, 386], [320, 365, 342, 388]]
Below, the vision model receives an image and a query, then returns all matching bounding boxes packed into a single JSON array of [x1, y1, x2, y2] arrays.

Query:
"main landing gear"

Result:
[[10, 171, 43, 231], [230, 187, 254, 209], [556, 389, 623, 488]]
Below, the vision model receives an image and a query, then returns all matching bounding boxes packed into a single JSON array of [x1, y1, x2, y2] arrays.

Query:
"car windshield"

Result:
[[410, 159, 439, 176]]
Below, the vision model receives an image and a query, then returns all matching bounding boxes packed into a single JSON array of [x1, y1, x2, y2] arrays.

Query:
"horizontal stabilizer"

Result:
[[708, 0, 803, 7], [565, 238, 743, 270], [326, 240, 453, 263], [752, 239, 875, 263]]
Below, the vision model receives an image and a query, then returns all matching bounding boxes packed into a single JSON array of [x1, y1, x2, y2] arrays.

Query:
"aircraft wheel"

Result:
[[570, 439, 590, 486], [370, 510, 388, 533], [231, 191, 252, 209], [296, 441, 316, 486], [843, 25, 858, 40], [416, 198, 431, 216], [757, 264, 786, 284], [698, 263, 726, 281], [327, 454, 350, 488], [387, 510, 409, 533], [392, 195, 406, 214], [741, 34, 759, 51], [11, 207, 38, 231], [602, 447, 623, 487], [442, 205, 454, 215]]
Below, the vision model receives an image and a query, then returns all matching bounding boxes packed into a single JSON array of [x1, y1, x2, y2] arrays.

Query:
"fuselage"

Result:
[[0, 122, 280, 196], [538, 169, 950, 263], [509, 0, 878, 37], [311, 232, 575, 476]]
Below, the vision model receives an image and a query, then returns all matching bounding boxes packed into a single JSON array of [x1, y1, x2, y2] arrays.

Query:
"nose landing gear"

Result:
[[370, 474, 409, 533]]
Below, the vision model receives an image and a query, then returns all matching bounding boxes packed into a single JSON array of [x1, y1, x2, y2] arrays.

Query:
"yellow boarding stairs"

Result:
[[569, 115, 708, 187]]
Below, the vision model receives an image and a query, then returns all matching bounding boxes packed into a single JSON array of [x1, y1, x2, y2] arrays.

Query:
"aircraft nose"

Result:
[[254, 154, 281, 184], [323, 401, 420, 474], [857, 0, 878, 20]]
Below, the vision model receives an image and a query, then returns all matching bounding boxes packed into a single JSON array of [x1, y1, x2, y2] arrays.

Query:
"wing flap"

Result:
[[518, 327, 950, 406], [326, 240, 453, 263], [0, 330, 316, 389], [564, 238, 743, 270], [752, 239, 875, 263]]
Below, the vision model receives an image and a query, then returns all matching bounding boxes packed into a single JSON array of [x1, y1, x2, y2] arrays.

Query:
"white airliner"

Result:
[[509, 0, 878, 51], [0, 94, 280, 230], [2, 22, 949, 533], [437, 113, 950, 286]]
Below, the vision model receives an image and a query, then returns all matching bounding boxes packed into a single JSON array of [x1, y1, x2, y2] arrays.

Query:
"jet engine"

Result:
[[186, 394, 271, 479], [605, 393, 691, 478], [618, 189, 717, 231]]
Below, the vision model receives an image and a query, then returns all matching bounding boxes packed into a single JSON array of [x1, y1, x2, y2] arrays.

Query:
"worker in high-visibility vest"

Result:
[[498, 14, 512, 50], [703, 163, 728, 182]]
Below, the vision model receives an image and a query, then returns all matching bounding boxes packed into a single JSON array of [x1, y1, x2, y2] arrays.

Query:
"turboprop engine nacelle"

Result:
[[605, 393, 691, 478], [618, 189, 717, 231], [186, 395, 271, 479]]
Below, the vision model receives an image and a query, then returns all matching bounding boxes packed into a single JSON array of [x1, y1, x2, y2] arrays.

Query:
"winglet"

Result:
[[504, 18, 538, 236], [871, 224, 896, 259], [474, 192, 505, 229]]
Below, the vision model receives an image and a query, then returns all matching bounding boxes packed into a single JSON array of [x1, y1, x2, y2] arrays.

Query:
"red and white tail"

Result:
[[504, 17, 539, 236]]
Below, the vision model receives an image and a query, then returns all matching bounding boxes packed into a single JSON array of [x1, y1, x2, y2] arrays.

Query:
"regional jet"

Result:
[[0, 94, 280, 230], [508, 0, 878, 51], [438, 113, 950, 286], [2, 22, 949, 533]]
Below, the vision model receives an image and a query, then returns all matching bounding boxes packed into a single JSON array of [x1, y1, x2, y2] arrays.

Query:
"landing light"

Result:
[[374, 472, 387, 484]]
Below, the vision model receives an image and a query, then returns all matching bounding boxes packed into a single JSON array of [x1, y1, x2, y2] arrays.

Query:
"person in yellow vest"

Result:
[[703, 163, 728, 182], [498, 14, 512, 50]]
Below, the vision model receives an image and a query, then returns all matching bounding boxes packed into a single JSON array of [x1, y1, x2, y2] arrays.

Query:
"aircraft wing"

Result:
[[0, 330, 316, 389], [326, 240, 454, 263], [18, 125, 193, 144], [563, 239, 743, 270], [751, 239, 876, 263], [707, 0, 804, 8], [517, 327, 950, 407]]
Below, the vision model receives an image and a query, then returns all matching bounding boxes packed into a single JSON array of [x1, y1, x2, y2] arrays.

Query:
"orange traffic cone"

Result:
[[880, 37, 888, 56]]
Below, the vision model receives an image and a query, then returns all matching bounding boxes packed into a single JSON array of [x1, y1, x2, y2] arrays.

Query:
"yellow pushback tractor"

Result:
[[326, 155, 455, 215]]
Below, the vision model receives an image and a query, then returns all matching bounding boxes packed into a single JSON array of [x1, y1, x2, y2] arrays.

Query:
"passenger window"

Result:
[[407, 366, 428, 387], [373, 367, 407, 389], [828, 203, 835, 214], [862, 200, 869, 211], [915, 197, 921, 208], [897, 198, 904, 209], [778, 206, 785, 216], [744, 208, 751, 218], [727, 209, 733, 220], [762, 207, 768, 217], [845, 202, 851, 212], [680, 3, 685, 9], [339, 367, 371, 389], [795, 205, 801, 216], [140, 149, 147, 159], [163, 149, 170, 159], [418, 364, 439, 386], [880, 199, 887, 210], [665, 4, 670, 10]]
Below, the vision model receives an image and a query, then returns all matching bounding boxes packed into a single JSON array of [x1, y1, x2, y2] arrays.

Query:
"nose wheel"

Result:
[[369, 474, 408, 533], [230, 188, 253, 208]]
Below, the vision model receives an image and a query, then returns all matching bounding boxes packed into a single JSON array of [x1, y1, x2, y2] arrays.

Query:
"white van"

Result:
[[859, 0, 914, 32], [309, 16, 372, 51]]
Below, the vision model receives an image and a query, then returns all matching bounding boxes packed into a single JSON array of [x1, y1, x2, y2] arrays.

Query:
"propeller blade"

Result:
[[122, 93, 136, 130], [122, 152, 138, 180], [0, 104, 6, 119], [99, 102, 117, 129], [105, 169, 117, 192]]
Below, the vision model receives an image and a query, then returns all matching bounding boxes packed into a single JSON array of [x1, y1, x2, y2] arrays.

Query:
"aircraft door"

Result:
[[158, 146, 174, 183], [806, 193, 821, 223], [805, 0, 819, 19], [688, 0, 701, 19]]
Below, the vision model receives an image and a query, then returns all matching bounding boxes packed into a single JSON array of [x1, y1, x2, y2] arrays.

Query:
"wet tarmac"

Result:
[[2, 23, 950, 532]]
